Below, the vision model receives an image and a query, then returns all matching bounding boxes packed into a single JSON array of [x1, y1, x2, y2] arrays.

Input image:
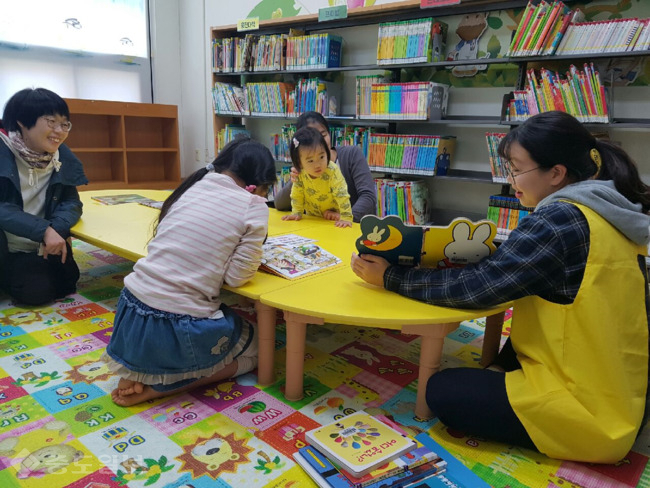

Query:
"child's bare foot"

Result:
[[111, 386, 166, 407], [117, 378, 144, 396]]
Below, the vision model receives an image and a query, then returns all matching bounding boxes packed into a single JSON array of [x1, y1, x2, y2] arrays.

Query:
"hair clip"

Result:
[[590, 148, 602, 177], [245, 185, 257, 193], [292, 138, 299, 147], [205, 162, 215, 172]]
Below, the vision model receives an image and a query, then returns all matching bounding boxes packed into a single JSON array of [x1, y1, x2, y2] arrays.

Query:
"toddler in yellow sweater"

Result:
[[281, 126, 353, 227]]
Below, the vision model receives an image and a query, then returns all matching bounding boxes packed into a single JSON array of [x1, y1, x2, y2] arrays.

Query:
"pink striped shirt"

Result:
[[124, 172, 269, 318]]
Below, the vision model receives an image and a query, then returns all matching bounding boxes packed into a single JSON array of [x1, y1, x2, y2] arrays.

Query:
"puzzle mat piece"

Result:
[[0, 345, 72, 394], [255, 411, 320, 458], [137, 393, 217, 437], [79, 414, 185, 487], [263, 374, 331, 411], [53, 394, 131, 437], [221, 390, 293, 432]]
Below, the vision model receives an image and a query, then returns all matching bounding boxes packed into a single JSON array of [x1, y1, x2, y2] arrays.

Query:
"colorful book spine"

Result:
[[504, 66, 608, 123]]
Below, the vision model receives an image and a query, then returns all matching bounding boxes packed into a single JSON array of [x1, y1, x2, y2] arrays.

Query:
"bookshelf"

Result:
[[209, 0, 650, 225], [64, 99, 181, 191]]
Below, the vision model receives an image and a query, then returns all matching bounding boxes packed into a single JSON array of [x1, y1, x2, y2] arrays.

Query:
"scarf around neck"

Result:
[[8, 130, 55, 169]]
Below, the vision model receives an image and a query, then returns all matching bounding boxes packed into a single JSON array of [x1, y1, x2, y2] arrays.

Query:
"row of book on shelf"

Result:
[[211, 31, 343, 72], [212, 77, 449, 121], [270, 125, 376, 163], [487, 194, 533, 239], [509, 1, 650, 57], [367, 134, 455, 177], [211, 16, 450, 74], [377, 18, 447, 65], [503, 64, 608, 123]]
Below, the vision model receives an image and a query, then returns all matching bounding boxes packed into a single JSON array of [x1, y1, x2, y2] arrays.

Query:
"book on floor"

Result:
[[293, 442, 446, 488], [304, 411, 417, 478], [260, 234, 342, 279]]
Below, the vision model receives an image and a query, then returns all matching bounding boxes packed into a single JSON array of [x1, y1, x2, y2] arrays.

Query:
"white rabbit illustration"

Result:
[[438, 222, 492, 269]]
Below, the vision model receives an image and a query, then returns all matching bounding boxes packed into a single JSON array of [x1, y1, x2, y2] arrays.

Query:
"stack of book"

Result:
[[330, 126, 376, 159], [507, 1, 580, 57], [211, 82, 248, 116], [362, 82, 437, 120], [487, 194, 533, 238], [503, 64, 608, 123], [212, 34, 258, 72], [368, 134, 456, 176], [377, 18, 447, 64], [556, 17, 650, 55], [356, 74, 392, 119], [485, 132, 508, 183], [270, 125, 296, 163], [287, 78, 341, 117], [286, 33, 343, 70], [246, 82, 294, 117], [375, 179, 429, 225], [294, 412, 447, 488], [215, 124, 249, 154]]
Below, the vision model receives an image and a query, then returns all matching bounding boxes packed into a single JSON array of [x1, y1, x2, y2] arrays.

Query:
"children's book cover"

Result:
[[355, 215, 497, 269], [261, 234, 342, 279], [90, 194, 150, 205], [305, 411, 416, 477], [137, 198, 164, 209]]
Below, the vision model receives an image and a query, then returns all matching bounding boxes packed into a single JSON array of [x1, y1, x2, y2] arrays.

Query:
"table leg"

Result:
[[480, 311, 506, 368], [402, 322, 460, 420], [284, 311, 324, 402], [255, 301, 277, 386]]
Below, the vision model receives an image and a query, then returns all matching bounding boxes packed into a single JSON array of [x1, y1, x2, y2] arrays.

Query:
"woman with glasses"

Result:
[[0, 88, 87, 305], [352, 111, 650, 463]]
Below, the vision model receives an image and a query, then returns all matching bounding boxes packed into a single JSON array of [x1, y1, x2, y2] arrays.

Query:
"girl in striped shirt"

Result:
[[104, 137, 276, 406]]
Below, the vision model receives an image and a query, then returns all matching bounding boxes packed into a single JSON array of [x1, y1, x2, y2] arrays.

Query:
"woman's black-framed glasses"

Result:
[[505, 164, 540, 180]]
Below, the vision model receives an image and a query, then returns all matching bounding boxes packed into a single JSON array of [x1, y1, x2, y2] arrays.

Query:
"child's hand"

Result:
[[351, 253, 390, 287], [335, 220, 353, 228], [282, 213, 302, 221], [289, 167, 299, 183], [323, 210, 340, 221]]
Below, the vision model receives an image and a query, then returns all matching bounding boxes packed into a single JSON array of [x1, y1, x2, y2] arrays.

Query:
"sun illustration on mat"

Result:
[[65, 359, 113, 384], [177, 432, 253, 479], [330, 420, 381, 448]]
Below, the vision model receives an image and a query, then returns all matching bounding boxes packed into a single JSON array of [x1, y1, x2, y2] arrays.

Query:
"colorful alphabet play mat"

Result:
[[0, 239, 647, 487]]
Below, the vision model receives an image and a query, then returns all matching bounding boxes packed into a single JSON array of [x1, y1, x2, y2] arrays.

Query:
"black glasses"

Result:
[[42, 116, 72, 132], [504, 165, 540, 180]]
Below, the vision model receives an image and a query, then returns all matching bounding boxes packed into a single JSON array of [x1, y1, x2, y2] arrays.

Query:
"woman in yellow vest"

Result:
[[351, 110, 650, 463]]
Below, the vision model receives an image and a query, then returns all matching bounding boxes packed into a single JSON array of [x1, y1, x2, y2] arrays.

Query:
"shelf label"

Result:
[[318, 5, 348, 22], [237, 17, 259, 32], [421, 0, 461, 8]]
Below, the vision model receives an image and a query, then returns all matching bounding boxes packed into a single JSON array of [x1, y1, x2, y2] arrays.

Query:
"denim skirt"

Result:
[[103, 288, 253, 391]]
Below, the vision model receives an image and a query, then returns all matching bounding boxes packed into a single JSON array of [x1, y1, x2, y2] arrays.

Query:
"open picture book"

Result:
[[260, 234, 342, 279], [355, 215, 497, 268]]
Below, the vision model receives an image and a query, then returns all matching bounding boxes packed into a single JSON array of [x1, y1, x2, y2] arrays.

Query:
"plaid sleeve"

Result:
[[384, 202, 590, 308]]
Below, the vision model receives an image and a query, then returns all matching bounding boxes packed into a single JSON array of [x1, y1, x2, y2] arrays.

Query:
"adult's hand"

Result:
[[323, 210, 340, 221], [350, 253, 390, 287], [43, 226, 67, 263]]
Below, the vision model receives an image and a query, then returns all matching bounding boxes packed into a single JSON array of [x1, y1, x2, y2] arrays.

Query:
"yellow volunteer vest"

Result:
[[505, 203, 648, 463]]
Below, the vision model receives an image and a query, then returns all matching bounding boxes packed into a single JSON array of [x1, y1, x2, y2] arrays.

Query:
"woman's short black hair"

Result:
[[2, 88, 70, 132], [296, 111, 330, 132]]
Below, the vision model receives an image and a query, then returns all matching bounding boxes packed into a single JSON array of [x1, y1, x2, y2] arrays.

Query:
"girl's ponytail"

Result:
[[596, 139, 650, 213]]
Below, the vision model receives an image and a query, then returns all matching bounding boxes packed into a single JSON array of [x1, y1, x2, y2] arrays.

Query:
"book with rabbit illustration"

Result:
[[261, 234, 342, 279], [305, 411, 417, 478], [355, 215, 497, 268]]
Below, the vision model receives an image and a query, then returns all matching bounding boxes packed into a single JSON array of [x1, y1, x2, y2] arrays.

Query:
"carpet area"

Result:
[[0, 239, 647, 487]]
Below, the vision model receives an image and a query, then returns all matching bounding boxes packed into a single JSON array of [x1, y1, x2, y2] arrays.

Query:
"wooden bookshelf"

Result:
[[64, 98, 181, 191]]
